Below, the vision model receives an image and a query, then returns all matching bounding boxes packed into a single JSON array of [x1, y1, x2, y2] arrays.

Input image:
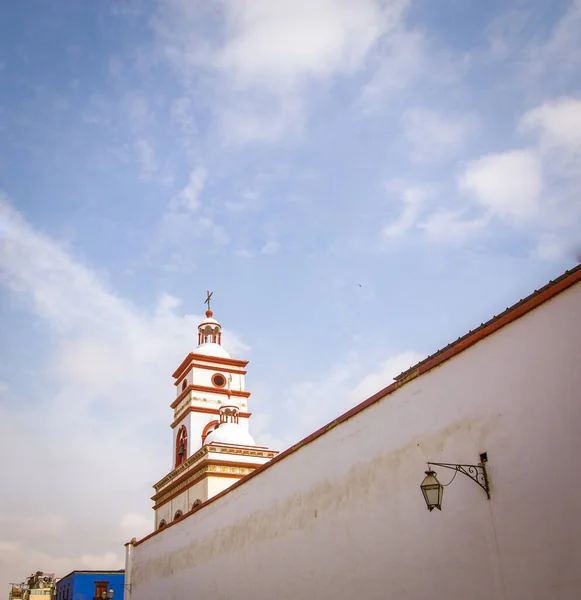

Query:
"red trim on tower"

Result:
[[170, 407, 252, 429], [174, 363, 247, 386], [201, 420, 219, 444], [173, 353, 249, 380]]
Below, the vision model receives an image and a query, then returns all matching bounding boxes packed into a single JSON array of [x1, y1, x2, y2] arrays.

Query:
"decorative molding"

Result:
[[175, 363, 247, 386], [153, 449, 267, 495], [173, 352, 249, 380], [153, 446, 209, 490], [216, 446, 277, 458], [170, 384, 250, 409], [170, 406, 252, 429], [152, 460, 259, 508]]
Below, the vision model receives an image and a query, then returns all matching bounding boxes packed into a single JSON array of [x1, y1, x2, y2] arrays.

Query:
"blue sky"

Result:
[[1, 0, 580, 586]]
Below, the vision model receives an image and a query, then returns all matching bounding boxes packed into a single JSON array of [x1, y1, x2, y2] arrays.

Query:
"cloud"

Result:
[[485, 1, 581, 83], [459, 149, 542, 223], [215, 0, 401, 91], [520, 96, 581, 152], [170, 166, 207, 212], [450, 96, 581, 254], [359, 29, 427, 111], [276, 350, 425, 446], [0, 198, 249, 586], [359, 26, 462, 113], [79, 553, 119, 570], [120, 513, 151, 539], [154, 0, 410, 143], [159, 168, 231, 260], [531, 0, 581, 77], [380, 95, 580, 254], [419, 210, 489, 244], [218, 96, 304, 145], [350, 351, 426, 401], [0, 515, 67, 541], [382, 182, 429, 239], [403, 108, 475, 163]]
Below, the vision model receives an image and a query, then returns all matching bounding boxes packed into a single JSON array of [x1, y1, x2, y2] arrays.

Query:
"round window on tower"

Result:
[[212, 373, 226, 388]]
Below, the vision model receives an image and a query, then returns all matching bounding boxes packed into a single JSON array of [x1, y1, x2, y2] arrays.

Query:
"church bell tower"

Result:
[[150, 292, 278, 530]]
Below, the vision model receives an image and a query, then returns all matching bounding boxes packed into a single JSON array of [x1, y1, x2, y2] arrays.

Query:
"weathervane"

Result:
[[204, 290, 213, 312]]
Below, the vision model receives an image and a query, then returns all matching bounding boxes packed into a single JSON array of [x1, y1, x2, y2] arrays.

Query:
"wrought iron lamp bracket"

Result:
[[427, 461, 490, 499]]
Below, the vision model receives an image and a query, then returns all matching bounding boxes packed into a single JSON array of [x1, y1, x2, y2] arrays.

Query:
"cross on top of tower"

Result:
[[204, 290, 213, 317]]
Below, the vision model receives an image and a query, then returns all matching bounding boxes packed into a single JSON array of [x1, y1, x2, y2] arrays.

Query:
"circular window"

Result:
[[212, 373, 226, 388]]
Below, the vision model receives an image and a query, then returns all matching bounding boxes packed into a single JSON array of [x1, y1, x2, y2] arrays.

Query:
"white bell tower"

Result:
[[150, 292, 278, 531]]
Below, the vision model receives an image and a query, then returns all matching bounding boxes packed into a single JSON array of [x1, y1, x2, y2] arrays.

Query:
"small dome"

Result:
[[199, 317, 220, 326], [205, 423, 256, 447], [195, 343, 231, 359]]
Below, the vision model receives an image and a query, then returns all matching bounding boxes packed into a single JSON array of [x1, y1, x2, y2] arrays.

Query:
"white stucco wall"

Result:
[[129, 280, 581, 600]]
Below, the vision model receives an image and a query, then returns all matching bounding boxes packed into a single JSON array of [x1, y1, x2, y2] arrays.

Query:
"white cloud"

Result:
[[120, 513, 151, 539], [0, 542, 78, 585], [419, 210, 489, 244], [520, 97, 581, 152], [451, 96, 581, 254], [403, 108, 475, 163], [359, 29, 426, 111], [170, 167, 207, 212], [532, 0, 581, 76], [277, 350, 425, 446], [0, 515, 67, 541], [216, 0, 402, 91], [382, 182, 428, 239], [79, 553, 119, 570], [350, 351, 426, 401], [359, 27, 463, 113], [218, 97, 304, 145], [459, 149, 542, 223], [161, 169, 231, 256], [0, 198, 248, 586], [533, 233, 579, 261], [154, 0, 410, 143]]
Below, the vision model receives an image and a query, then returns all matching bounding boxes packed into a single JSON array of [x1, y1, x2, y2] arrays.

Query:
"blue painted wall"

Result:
[[55, 571, 125, 600]]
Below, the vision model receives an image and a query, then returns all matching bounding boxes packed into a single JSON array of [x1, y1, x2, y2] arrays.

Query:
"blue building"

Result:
[[55, 571, 125, 600]]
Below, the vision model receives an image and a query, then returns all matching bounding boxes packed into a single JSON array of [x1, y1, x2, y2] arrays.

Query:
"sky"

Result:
[[1, 0, 580, 589]]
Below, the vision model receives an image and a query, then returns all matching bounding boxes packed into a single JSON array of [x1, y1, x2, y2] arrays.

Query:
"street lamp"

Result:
[[101, 590, 114, 599], [420, 452, 490, 511], [420, 469, 444, 511]]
